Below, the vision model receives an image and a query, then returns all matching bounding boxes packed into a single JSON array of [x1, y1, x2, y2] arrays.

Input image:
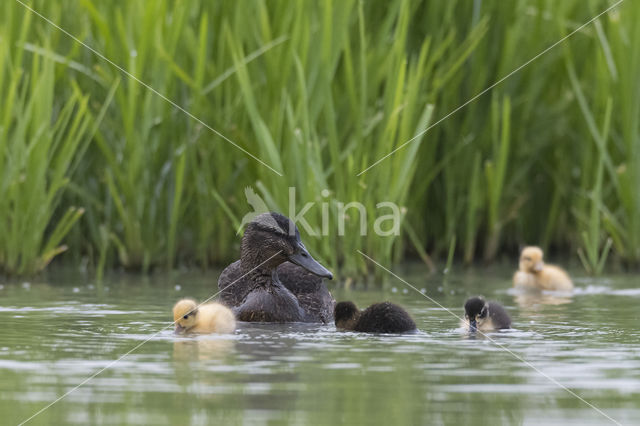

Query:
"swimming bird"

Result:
[[218, 212, 334, 323], [334, 301, 416, 333], [173, 299, 236, 334], [462, 296, 511, 332], [513, 246, 573, 291]]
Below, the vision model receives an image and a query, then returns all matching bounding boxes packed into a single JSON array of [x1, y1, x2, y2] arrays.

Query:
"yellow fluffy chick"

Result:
[[173, 299, 236, 334], [513, 246, 573, 292]]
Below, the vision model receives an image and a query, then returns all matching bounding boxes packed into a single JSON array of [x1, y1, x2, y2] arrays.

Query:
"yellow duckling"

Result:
[[513, 246, 573, 292], [172, 299, 236, 334]]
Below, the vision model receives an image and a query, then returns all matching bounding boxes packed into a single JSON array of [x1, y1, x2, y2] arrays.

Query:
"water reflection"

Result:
[[172, 337, 235, 361], [512, 290, 573, 310], [1, 270, 640, 424]]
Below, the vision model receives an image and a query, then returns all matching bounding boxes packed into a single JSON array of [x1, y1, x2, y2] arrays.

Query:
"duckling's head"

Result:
[[241, 212, 333, 279], [464, 296, 488, 332], [334, 301, 360, 330], [519, 246, 544, 273], [173, 299, 198, 334]]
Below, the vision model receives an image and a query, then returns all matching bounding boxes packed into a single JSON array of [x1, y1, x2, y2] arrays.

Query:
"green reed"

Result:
[[0, 0, 638, 279], [0, 3, 112, 275]]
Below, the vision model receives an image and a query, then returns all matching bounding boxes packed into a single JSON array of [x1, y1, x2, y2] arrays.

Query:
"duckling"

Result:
[[334, 301, 417, 333], [513, 246, 573, 291], [173, 299, 236, 334], [462, 296, 511, 332], [218, 212, 334, 323]]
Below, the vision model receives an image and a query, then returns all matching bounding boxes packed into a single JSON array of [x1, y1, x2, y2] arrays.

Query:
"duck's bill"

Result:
[[289, 243, 333, 279], [468, 319, 477, 332], [175, 324, 186, 334]]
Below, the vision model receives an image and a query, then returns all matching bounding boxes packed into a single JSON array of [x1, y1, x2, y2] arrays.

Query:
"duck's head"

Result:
[[464, 296, 488, 332], [334, 301, 359, 330], [519, 246, 544, 273], [241, 212, 333, 279], [173, 299, 198, 334]]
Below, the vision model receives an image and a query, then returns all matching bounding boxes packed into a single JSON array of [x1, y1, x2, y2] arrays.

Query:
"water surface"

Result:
[[1, 266, 639, 425]]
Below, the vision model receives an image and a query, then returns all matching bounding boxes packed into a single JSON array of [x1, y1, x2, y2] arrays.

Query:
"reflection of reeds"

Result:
[[1, 1, 638, 278]]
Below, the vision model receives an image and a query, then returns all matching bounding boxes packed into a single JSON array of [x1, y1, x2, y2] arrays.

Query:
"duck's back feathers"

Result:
[[218, 260, 251, 306], [197, 303, 237, 333], [218, 261, 335, 323], [234, 285, 305, 323], [277, 262, 336, 323], [487, 301, 511, 329], [353, 302, 416, 333], [539, 265, 573, 291]]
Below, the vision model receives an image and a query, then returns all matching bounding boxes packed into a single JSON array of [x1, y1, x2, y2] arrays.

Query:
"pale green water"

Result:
[[1, 267, 640, 425]]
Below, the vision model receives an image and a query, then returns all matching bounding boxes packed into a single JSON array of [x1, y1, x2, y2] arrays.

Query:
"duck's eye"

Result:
[[524, 256, 531, 261], [183, 315, 188, 320]]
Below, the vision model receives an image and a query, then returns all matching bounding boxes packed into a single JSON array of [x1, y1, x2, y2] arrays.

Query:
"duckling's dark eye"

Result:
[[183, 315, 188, 320], [524, 256, 531, 261]]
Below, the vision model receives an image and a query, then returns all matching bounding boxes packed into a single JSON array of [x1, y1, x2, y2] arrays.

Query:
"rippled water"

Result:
[[1, 266, 640, 425]]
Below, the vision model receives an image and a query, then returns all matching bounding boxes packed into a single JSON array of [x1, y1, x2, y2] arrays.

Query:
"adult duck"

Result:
[[218, 212, 335, 323]]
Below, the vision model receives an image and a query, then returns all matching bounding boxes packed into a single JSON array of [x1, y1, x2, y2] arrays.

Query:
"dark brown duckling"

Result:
[[218, 212, 334, 323], [334, 301, 417, 333], [462, 296, 511, 332]]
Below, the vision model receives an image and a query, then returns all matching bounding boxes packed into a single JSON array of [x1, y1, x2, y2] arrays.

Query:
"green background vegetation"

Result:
[[0, 0, 637, 278]]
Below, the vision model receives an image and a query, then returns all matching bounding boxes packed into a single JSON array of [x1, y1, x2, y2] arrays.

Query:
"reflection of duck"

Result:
[[461, 296, 511, 332], [513, 246, 573, 291], [219, 212, 334, 323], [173, 299, 236, 334], [513, 292, 572, 310], [334, 301, 416, 333], [173, 339, 235, 361]]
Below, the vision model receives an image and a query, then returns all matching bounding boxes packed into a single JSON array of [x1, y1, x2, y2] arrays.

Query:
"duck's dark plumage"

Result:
[[277, 262, 336, 323], [485, 301, 511, 329], [219, 260, 335, 323], [218, 212, 335, 323], [218, 260, 247, 306], [463, 296, 511, 331], [334, 301, 417, 333]]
